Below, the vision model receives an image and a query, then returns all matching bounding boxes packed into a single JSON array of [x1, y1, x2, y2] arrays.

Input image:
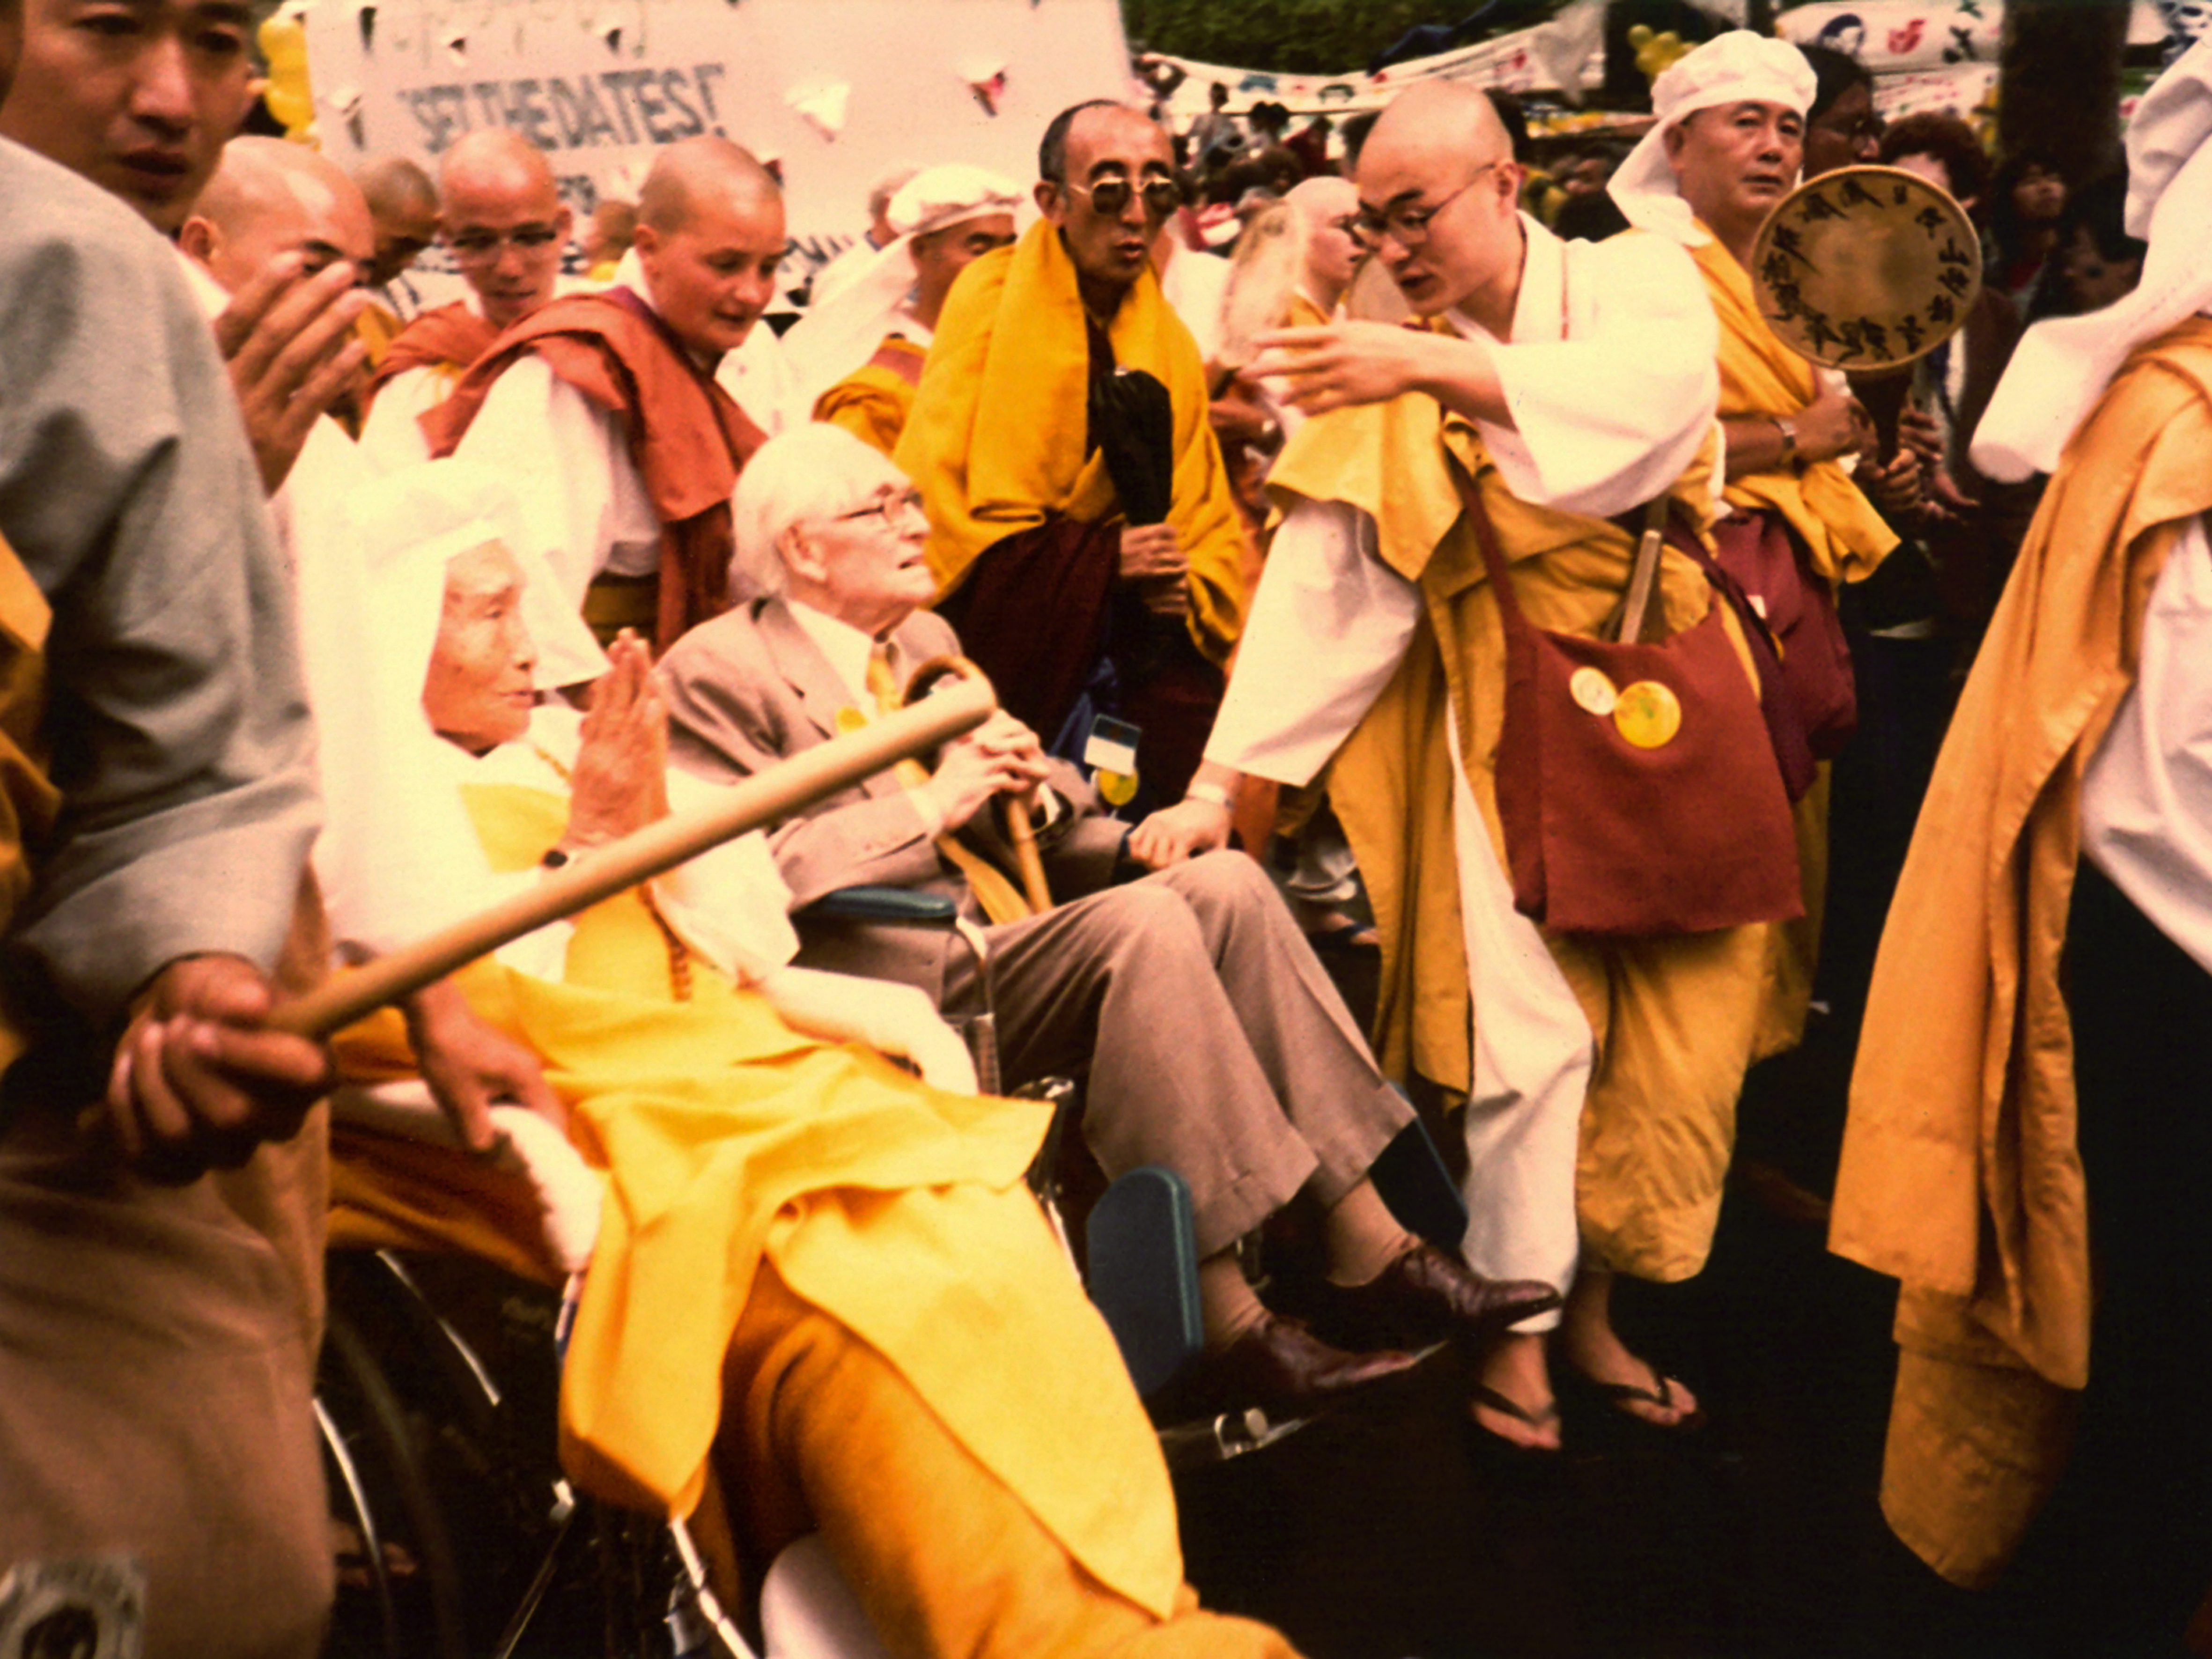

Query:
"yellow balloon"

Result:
[[266, 82, 316, 132]]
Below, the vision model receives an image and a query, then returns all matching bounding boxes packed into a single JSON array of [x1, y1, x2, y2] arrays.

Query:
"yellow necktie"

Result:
[[862, 650, 1032, 925]]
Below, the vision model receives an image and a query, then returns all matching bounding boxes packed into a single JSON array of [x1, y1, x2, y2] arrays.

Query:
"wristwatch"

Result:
[[1186, 781, 1234, 809], [1771, 415, 1800, 460]]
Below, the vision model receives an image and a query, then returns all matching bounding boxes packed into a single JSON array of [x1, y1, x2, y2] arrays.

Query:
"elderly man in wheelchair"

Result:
[[655, 425, 1556, 1422], [315, 462, 1309, 1659]]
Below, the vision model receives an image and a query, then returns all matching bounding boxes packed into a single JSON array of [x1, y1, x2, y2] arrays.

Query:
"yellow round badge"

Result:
[[1613, 680, 1683, 749], [1569, 665, 1619, 717]]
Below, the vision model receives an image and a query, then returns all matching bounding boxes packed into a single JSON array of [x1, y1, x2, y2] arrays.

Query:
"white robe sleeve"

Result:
[[358, 366, 442, 476], [1204, 497, 1423, 788], [450, 354, 662, 672], [1480, 231, 1719, 520]]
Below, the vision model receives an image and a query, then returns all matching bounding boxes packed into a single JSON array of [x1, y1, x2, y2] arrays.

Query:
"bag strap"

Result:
[[1445, 452, 1669, 645], [1443, 452, 1530, 634]]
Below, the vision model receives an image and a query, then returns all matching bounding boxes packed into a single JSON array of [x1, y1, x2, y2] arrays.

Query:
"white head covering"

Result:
[[1972, 37, 2212, 482], [1607, 31, 1818, 248], [314, 461, 606, 954], [781, 162, 1021, 408]]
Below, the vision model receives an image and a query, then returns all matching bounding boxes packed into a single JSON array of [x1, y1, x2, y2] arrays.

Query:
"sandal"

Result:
[[1567, 1361, 1706, 1434], [1468, 1382, 1562, 1454]]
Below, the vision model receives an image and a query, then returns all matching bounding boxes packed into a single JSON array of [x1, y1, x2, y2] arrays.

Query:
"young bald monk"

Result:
[[428, 135, 776, 672], [1160, 82, 1783, 1449], [353, 154, 438, 326], [360, 130, 575, 475]]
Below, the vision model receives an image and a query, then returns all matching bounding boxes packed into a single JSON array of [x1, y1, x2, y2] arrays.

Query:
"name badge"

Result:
[[1083, 715, 1141, 777]]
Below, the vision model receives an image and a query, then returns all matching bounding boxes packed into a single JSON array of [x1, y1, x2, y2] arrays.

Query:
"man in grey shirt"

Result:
[[0, 60, 336, 1659]]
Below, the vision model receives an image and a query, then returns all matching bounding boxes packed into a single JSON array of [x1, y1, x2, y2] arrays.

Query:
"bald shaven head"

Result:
[[633, 136, 785, 361], [354, 155, 437, 287], [1356, 82, 1525, 324], [1285, 173, 1361, 312], [181, 135, 374, 297], [439, 129, 571, 330]]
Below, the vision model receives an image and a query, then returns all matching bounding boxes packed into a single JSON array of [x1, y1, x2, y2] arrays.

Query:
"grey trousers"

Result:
[[948, 852, 1410, 1256]]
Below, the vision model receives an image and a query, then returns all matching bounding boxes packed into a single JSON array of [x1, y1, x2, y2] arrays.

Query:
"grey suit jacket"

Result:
[[659, 597, 1126, 1001]]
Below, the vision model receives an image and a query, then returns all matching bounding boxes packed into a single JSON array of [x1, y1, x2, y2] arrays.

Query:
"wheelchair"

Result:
[[315, 885, 1467, 1657]]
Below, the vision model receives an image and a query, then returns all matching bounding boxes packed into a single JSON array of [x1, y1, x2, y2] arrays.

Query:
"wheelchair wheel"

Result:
[[318, 1303, 472, 1659]]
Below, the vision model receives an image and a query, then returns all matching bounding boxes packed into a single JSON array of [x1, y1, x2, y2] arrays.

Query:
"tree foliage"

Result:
[[1121, 0, 1484, 75]]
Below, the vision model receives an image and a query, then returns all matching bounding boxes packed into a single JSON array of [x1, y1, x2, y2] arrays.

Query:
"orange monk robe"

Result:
[[1689, 233, 1899, 1058], [897, 222, 1247, 801], [328, 766, 1191, 1628], [1829, 318, 2212, 1589], [1279, 389, 1777, 1282], [366, 299, 502, 404], [813, 333, 926, 457]]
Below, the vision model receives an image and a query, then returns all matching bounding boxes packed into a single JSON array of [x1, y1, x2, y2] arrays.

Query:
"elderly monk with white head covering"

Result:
[[1829, 41, 2212, 1631], [315, 460, 1303, 1659], [1154, 79, 1783, 1451], [1613, 30, 1904, 1056], [787, 163, 1022, 454]]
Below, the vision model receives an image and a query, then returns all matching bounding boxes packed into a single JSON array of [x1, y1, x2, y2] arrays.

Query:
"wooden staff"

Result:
[[905, 655, 1052, 913], [268, 675, 996, 1039]]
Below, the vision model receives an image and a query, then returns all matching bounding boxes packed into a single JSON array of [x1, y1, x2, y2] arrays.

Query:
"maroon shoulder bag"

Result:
[[1452, 463, 1805, 939]]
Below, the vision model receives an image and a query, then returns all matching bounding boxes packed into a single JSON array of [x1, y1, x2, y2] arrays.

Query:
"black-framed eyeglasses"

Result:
[[834, 488, 925, 529], [449, 223, 565, 261], [1063, 175, 1184, 222], [1352, 162, 1502, 249]]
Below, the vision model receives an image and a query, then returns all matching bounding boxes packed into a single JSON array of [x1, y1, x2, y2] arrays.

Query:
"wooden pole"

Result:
[[269, 675, 996, 1037]]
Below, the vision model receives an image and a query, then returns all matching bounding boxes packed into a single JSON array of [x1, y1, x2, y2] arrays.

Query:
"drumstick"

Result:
[[271, 675, 996, 1038]]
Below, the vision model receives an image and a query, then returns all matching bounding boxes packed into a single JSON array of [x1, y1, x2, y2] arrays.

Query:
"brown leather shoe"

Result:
[[1301, 1244, 1561, 1352], [1150, 1313, 1423, 1422]]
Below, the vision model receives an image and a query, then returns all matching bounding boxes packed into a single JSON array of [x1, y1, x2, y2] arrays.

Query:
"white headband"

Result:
[[1607, 31, 1818, 248]]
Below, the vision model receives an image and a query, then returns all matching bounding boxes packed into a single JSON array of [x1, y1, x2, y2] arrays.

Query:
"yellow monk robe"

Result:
[[330, 770, 1186, 1623], [897, 221, 1246, 804], [1689, 232, 1900, 1058], [899, 220, 1245, 662], [1829, 318, 2212, 1590], [1280, 384, 1776, 1282], [814, 334, 927, 457]]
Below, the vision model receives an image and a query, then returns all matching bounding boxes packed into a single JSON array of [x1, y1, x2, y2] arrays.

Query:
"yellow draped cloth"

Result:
[[1829, 318, 2212, 1589], [1688, 233, 1896, 583], [330, 774, 1184, 1620], [815, 335, 926, 457], [0, 535, 56, 1076], [1690, 231, 1902, 1057], [895, 220, 1247, 667], [1275, 387, 1773, 1281]]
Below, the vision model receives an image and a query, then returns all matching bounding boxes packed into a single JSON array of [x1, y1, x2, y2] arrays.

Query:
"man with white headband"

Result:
[[1829, 38, 2212, 1636], [1165, 80, 1780, 1452], [786, 162, 1021, 455], [1614, 30, 1904, 1058]]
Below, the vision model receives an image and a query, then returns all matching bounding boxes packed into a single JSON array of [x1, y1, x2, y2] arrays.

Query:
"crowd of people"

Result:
[[0, 1, 2203, 1655]]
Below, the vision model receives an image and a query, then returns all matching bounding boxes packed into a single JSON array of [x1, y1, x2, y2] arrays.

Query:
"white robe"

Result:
[[1205, 216, 1720, 1309]]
